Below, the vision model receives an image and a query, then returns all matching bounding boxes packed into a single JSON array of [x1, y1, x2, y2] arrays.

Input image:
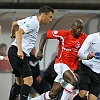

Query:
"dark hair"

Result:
[[71, 19, 84, 27], [0, 43, 7, 49], [74, 19, 83, 25], [39, 5, 54, 15]]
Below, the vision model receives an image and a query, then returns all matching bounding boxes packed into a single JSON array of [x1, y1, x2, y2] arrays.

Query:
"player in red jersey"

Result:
[[28, 19, 87, 100]]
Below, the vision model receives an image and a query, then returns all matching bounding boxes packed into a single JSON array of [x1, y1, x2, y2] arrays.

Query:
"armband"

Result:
[[0, 56, 3, 60]]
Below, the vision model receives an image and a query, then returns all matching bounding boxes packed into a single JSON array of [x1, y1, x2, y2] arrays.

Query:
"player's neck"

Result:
[[37, 15, 42, 25]]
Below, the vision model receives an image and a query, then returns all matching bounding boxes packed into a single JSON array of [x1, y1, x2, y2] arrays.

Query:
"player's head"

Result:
[[71, 19, 84, 38], [0, 25, 2, 34], [39, 5, 54, 25], [0, 43, 7, 56]]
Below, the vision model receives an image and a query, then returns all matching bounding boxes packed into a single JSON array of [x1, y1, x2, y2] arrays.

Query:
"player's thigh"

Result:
[[79, 74, 91, 91], [54, 63, 70, 76], [54, 63, 77, 86], [63, 70, 77, 84], [54, 63, 69, 88]]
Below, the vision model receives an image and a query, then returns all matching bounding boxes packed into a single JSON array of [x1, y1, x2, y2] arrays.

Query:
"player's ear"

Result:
[[41, 13, 45, 17]]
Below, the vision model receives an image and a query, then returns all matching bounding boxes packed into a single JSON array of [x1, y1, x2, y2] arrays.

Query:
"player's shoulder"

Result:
[[26, 16, 38, 23], [80, 32, 87, 38], [65, 29, 71, 33], [89, 32, 98, 36], [64, 30, 72, 35], [86, 32, 99, 40], [81, 32, 87, 35], [58, 30, 71, 37]]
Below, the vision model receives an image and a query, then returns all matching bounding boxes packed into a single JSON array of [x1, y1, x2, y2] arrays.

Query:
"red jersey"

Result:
[[46, 30, 87, 70]]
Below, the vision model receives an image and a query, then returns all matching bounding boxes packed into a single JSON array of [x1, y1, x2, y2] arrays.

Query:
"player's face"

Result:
[[42, 12, 53, 24], [72, 23, 83, 38], [0, 47, 7, 56]]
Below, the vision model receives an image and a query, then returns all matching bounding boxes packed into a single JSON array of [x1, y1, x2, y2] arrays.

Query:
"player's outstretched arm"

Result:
[[37, 33, 47, 60]]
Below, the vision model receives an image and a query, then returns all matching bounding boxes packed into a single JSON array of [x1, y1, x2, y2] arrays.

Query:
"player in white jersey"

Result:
[[8, 5, 54, 100], [73, 25, 100, 100]]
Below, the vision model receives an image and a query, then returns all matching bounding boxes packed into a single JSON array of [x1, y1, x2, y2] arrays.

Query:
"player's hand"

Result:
[[10, 33, 16, 38], [3, 56, 9, 60], [17, 50, 24, 59], [36, 76, 42, 83], [87, 52, 94, 60], [37, 51, 43, 60]]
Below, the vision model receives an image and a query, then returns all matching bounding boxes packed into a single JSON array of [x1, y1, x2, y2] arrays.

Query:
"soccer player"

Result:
[[8, 5, 54, 100], [28, 19, 87, 100], [73, 23, 100, 100]]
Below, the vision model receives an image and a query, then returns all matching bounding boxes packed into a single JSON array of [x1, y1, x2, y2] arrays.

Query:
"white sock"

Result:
[[60, 83, 74, 100], [28, 91, 51, 100]]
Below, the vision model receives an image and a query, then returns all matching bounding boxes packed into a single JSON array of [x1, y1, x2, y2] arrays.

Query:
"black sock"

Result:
[[73, 94, 87, 100], [20, 84, 31, 100], [9, 82, 21, 100]]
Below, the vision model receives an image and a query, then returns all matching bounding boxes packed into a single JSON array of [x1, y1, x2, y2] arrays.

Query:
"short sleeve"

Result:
[[19, 21, 37, 33], [47, 30, 65, 39], [17, 18, 26, 26]]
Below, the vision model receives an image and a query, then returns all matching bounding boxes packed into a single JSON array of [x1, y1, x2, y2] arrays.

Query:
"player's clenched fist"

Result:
[[37, 51, 43, 60]]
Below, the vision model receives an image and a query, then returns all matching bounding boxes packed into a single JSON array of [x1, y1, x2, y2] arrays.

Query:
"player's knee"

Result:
[[23, 76, 33, 86], [49, 91, 58, 99], [70, 78, 78, 87], [16, 77, 23, 86], [79, 90, 87, 98]]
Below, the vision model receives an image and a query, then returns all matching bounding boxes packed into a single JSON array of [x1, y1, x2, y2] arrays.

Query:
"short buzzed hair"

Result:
[[39, 5, 54, 15], [72, 19, 84, 27]]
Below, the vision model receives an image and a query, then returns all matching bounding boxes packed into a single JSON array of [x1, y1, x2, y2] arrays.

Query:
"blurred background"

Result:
[[0, 0, 100, 99]]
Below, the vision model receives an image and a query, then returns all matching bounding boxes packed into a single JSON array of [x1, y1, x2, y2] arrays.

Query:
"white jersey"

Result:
[[12, 16, 40, 56], [78, 32, 100, 73]]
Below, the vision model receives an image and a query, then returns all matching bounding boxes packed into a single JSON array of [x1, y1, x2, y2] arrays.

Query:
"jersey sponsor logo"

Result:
[[92, 42, 97, 44], [26, 24, 30, 28], [76, 42, 80, 48], [53, 30, 58, 34]]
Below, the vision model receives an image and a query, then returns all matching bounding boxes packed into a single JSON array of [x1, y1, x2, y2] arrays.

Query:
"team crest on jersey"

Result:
[[26, 24, 30, 28], [53, 30, 58, 34], [76, 42, 80, 48]]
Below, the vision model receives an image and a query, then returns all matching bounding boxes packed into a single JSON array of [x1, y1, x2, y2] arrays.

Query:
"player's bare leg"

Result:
[[61, 70, 78, 100]]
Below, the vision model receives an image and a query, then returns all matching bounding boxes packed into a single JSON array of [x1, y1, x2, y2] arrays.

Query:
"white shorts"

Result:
[[54, 63, 74, 88]]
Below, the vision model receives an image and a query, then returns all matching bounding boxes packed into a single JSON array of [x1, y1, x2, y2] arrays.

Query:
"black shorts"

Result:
[[79, 61, 100, 97], [8, 45, 32, 78]]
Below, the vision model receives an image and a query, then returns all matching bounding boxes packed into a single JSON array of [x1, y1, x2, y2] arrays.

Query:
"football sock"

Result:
[[28, 91, 53, 100], [27, 93, 44, 100], [61, 83, 74, 100], [9, 82, 21, 100], [20, 84, 31, 100]]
